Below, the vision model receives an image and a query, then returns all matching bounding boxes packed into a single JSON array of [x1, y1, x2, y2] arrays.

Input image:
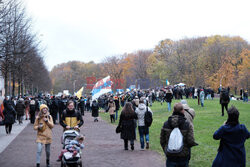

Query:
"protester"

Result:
[[24, 97, 30, 120], [212, 106, 250, 167], [117, 102, 137, 150], [60, 100, 83, 131], [135, 100, 153, 150], [181, 100, 195, 129], [199, 89, 205, 107], [108, 98, 116, 123], [243, 90, 248, 102], [34, 104, 54, 167], [91, 100, 99, 122], [15, 98, 25, 124], [3, 100, 16, 135], [29, 98, 38, 124], [165, 88, 173, 112], [114, 96, 120, 120], [50, 96, 58, 124], [219, 88, 230, 116], [160, 103, 198, 167]]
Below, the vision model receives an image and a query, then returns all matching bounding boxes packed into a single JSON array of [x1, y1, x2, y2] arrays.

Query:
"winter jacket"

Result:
[[183, 104, 195, 129], [15, 101, 25, 116], [135, 103, 153, 127], [3, 101, 16, 124], [91, 102, 99, 117], [118, 112, 137, 140], [165, 92, 173, 103], [220, 90, 230, 104], [160, 112, 198, 161], [108, 101, 116, 115], [212, 124, 250, 167], [114, 99, 120, 111], [34, 113, 54, 144], [60, 108, 83, 130]]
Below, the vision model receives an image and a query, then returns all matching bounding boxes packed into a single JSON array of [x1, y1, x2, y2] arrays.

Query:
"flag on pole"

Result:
[[166, 79, 170, 86], [92, 76, 113, 100], [75, 87, 84, 99]]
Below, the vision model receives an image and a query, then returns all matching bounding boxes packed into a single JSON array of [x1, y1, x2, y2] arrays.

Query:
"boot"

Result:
[[146, 142, 149, 149], [36, 164, 40, 167], [46, 159, 50, 167], [131, 144, 134, 151]]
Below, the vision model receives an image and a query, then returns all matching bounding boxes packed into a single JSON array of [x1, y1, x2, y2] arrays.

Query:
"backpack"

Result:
[[167, 127, 183, 153], [144, 106, 153, 127]]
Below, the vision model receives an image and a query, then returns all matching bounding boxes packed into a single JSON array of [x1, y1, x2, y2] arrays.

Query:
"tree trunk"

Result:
[[18, 79, 21, 96], [4, 72, 8, 97], [12, 71, 15, 97]]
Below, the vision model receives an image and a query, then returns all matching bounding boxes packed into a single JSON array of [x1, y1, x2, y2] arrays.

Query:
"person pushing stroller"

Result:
[[60, 100, 83, 131]]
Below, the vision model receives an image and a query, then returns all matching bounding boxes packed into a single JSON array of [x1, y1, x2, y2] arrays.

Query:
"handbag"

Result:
[[0, 116, 4, 126], [115, 125, 122, 133]]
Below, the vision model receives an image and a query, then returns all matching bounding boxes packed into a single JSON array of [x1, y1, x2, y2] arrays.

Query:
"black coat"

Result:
[[15, 101, 25, 116], [118, 112, 137, 140], [3, 102, 16, 125], [91, 102, 99, 117], [165, 92, 173, 103]]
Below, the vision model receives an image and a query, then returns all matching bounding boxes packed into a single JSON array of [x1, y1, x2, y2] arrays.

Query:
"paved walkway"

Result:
[[0, 119, 29, 153], [0, 113, 165, 167]]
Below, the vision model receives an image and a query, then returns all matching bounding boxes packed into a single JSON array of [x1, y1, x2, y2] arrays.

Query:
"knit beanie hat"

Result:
[[40, 104, 48, 111]]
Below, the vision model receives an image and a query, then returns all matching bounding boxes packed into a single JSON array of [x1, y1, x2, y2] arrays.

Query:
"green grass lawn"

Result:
[[100, 99, 250, 167]]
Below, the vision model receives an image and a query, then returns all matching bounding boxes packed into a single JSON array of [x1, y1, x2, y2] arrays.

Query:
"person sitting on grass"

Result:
[[57, 135, 85, 161], [212, 106, 250, 167]]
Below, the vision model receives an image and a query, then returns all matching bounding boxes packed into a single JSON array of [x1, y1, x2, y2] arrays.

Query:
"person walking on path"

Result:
[[114, 96, 120, 120], [108, 99, 116, 123], [60, 100, 83, 131], [160, 103, 198, 167], [3, 100, 16, 135], [199, 89, 205, 107], [15, 98, 25, 124], [117, 102, 137, 150], [91, 100, 99, 122], [212, 106, 250, 167], [165, 88, 173, 112], [34, 104, 54, 167], [135, 100, 153, 150], [24, 97, 30, 120], [219, 88, 230, 116]]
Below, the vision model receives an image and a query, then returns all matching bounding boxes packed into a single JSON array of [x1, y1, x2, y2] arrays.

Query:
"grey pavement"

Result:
[[0, 112, 165, 167]]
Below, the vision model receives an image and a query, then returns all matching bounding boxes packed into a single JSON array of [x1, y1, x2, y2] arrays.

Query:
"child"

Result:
[[57, 135, 85, 161]]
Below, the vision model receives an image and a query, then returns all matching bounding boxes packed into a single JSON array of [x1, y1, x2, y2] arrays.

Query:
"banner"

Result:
[[75, 87, 84, 99], [91, 76, 112, 100]]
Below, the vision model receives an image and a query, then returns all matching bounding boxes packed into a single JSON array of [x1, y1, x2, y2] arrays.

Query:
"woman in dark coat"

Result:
[[15, 99, 25, 124], [212, 106, 250, 167], [3, 100, 16, 134], [117, 102, 137, 150], [91, 100, 99, 122]]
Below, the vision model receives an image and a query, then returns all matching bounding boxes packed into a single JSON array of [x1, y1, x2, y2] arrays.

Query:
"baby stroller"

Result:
[[61, 129, 83, 167]]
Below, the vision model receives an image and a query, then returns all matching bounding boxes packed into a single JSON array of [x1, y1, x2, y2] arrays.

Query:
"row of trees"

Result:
[[0, 0, 51, 97], [51, 35, 249, 94]]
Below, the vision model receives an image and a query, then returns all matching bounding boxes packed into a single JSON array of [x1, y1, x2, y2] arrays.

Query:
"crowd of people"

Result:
[[0, 85, 249, 167]]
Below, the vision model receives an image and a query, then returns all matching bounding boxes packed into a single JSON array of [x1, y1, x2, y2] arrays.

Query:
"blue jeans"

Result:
[[166, 159, 189, 167], [167, 102, 171, 111], [36, 143, 50, 164], [138, 126, 149, 149], [115, 110, 119, 120]]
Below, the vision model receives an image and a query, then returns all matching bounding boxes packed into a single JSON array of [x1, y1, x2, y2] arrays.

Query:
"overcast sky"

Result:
[[23, 0, 250, 71]]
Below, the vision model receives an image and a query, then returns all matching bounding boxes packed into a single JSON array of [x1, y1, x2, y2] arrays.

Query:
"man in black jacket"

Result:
[[160, 103, 197, 167]]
